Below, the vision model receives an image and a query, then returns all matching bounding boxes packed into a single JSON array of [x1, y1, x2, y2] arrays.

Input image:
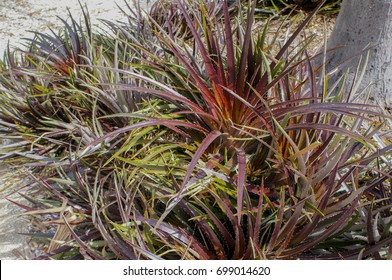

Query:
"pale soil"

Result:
[[0, 0, 155, 54], [0, 165, 35, 259], [264, 13, 337, 57]]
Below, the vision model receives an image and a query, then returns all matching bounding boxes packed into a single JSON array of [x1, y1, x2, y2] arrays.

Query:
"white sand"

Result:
[[0, 0, 155, 54]]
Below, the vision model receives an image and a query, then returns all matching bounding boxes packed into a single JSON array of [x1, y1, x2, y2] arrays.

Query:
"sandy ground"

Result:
[[0, 0, 155, 54], [0, 177, 30, 260], [0, 0, 152, 260]]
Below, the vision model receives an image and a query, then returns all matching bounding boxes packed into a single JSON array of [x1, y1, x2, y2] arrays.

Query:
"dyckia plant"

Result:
[[0, 0, 391, 260]]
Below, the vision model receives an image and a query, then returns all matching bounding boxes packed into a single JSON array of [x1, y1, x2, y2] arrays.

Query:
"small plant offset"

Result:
[[0, 0, 391, 259]]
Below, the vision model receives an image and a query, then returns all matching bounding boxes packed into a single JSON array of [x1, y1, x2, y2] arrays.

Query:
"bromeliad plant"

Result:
[[0, 0, 391, 259], [99, 0, 392, 259]]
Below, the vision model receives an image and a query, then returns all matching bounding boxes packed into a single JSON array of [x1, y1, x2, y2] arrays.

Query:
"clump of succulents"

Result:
[[0, 0, 391, 260]]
